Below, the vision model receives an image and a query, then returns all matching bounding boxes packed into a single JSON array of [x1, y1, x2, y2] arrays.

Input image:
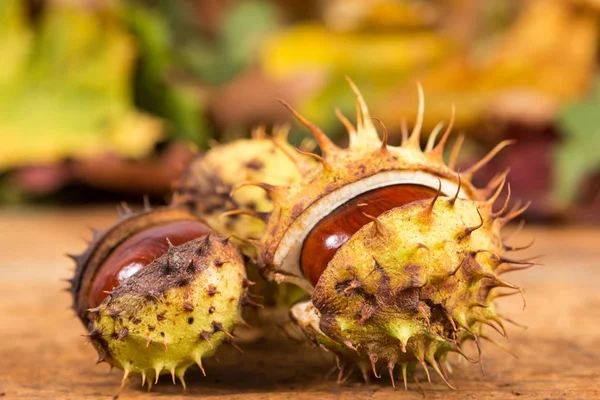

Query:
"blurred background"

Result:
[[1, 0, 599, 225]]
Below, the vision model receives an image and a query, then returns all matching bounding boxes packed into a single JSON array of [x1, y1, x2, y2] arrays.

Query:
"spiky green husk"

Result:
[[309, 196, 522, 387], [173, 126, 315, 306], [69, 207, 203, 324], [253, 80, 531, 387], [174, 126, 315, 251], [86, 235, 248, 389]]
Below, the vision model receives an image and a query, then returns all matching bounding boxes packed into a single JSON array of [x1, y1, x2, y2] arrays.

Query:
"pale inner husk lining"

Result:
[[273, 170, 466, 291]]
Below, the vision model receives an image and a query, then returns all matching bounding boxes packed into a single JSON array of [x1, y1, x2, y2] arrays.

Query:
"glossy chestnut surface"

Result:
[[88, 220, 211, 308], [300, 184, 437, 286]]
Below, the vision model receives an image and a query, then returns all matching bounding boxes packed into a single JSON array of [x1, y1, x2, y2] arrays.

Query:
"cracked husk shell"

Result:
[[87, 235, 247, 389], [252, 79, 531, 387], [174, 126, 316, 253]]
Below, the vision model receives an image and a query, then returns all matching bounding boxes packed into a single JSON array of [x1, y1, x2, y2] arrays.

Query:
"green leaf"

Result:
[[556, 80, 600, 205], [0, 1, 163, 170], [124, 3, 208, 144]]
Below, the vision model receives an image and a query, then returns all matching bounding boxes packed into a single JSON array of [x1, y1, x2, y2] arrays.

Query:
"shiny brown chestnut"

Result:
[[70, 208, 211, 324], [300, 184, 437, 286], [87, 220, 211, 309]]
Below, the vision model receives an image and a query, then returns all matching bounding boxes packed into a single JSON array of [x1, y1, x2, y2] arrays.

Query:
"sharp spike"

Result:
[[400, 118, 409, 145], [370, 117, 389, 151], [195, 354, 207, 376], [251, 125, 267, 139], [431, 103, 456, 158], [504, 237, 536, 252], [448, 133, 465, 170], [388, 362, 396, 388], [448, 174, 462, 206], [335, 108, 358, 145], [428, 358, 457, 390], [499, 201, 532, 225], [360, 363, 371, 384], [487, 175, 507, 206], [419, 359, 431, 383], [476, 317, 506, 338], [464, 140, 516, 180], [344, 76, 381, 145], [488, 316, 509, 339], [154, 365, 162, 384], [491, 290, 522, 301], [483, 168, 511, 198], [425, 178, 442, 213], [448, 343, 480, 363], [66, 253, 81, 263], [228, 339, 244, 353], [442, 306, 458, 331], [425, 122, 445, 153], [170, 367, 176, 385], [492, 184, 512, 218], [369, 353, 381, 378], [213, 321, 234, 339], [230, 181, 285, 203], [121, 369, 130, 389], [141, 371, 147, 387], [329, 358, 341, 382], [500, 315, 528, 330], [444, 359, 453, 374], [224, 234, 260, 251], [343, 340, 358, 352], [461, 325, 484, 367], [361, 211, 385, 236], [337, 364, 354, 385], [407, 83, 425, 149], [295, 147, 332, 172], [200, 331, 213, 349], [146, 372, 154, 391], [117, 202, 133, 219], [401, 363, 408, 391], [277, 99, 338, 155], [416, 242, 430, 252], [414, 376, 425, 396], [497, 262, 536, 275], [143, 195, 151, 212], [268, 135, 310, 175], [484, 274, 527, 310], [273, 124, 291, 140], [219, 209, 268, 223], [458, 207, 484, 239], [177, 368, 187, 390], [497, 253, 539, 267], [90, 227, 102, 241], [241, 294, 264, 308], [480, 334, 519, 359], [439, 359, 451, 383], [345, 77, 370, 126]]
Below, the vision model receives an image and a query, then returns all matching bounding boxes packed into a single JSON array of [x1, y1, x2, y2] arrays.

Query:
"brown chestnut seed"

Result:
[[88, 220, 211, 308], [70, 208, 212, 324], [300, 184, 437, 286]]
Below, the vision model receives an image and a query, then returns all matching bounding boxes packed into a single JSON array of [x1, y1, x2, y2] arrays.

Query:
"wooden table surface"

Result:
[[0, 207, 599, 399]]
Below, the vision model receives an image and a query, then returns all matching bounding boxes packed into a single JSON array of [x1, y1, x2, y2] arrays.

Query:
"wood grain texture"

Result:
[[0, 207, 599, 399]]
